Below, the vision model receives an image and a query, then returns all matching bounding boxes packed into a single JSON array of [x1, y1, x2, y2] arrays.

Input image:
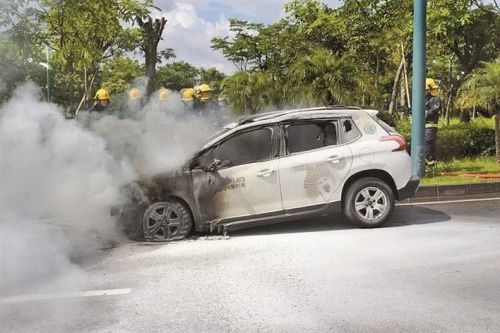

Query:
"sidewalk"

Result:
[[401, 181, 500, 203]]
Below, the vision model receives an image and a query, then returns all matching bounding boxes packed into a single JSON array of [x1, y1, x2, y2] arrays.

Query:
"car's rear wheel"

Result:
[[343, 177, 395, 228], [142, 200, 192, 241]]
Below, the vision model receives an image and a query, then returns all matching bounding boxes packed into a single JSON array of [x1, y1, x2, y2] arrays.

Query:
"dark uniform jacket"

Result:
[[425, 95, 441, 128]]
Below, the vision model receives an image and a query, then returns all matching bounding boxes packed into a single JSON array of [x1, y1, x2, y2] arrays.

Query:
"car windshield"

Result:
[[202, 126, 233, 147]]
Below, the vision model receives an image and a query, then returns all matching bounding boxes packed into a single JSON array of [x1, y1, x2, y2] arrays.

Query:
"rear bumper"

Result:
[[397, 176, 420, 200]]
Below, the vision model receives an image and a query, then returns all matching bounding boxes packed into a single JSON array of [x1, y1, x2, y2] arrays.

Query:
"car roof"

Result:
[[203, 106, 378, 148]]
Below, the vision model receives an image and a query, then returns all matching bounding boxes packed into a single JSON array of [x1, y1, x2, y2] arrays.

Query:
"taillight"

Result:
[[380, 135, 407, 152]]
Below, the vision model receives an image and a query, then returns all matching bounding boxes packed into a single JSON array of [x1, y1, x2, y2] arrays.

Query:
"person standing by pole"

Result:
[[424, 78, 441, 166]]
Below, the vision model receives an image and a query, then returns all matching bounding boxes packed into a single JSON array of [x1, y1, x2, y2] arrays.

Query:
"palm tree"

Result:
[[221, 71, 282, 115], [458, 61, 500, 163], [288, 48, 358, 106]]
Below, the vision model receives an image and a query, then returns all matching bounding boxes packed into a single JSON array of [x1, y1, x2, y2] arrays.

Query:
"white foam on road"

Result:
[[0, 288, 132, 304], [397, 197, 500, 206]]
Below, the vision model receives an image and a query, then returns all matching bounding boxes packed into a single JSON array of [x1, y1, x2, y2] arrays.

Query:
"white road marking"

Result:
[[0, 288, 132, 304], [397, 197, 500, 206]]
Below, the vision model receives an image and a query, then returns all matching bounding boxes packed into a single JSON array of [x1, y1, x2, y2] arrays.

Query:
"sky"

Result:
[[152, 0, 342, 73]]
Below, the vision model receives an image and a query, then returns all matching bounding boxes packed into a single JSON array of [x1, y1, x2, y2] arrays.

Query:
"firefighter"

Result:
[[158, 88, 171, 101], [195, 84, 220, 123], [424, 78, 441, 165], [90, 88, 110, 113], [182, 87, 196, 112], [126, 87, 144, 117]]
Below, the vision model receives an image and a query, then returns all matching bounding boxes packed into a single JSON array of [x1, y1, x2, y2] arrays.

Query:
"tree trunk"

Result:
[[389, 55, 404, 114], [399, 73, 406, 110], [137, 16, 167, 97]]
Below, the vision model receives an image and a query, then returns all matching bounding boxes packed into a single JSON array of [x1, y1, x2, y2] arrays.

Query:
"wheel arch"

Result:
[[341, 169, 399, 207]]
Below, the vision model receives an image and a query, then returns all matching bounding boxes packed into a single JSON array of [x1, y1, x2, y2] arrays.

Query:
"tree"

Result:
[[0, 0, 46, 101], [100, 56, 143, 95], [211, 19, 264, 71], [283, 0, 347, 55], [221, 71, 276, 115], [199, 67, 226, 95], [428, 1, 500, 74], [458, 61, 500, 162], [288, 48, 358, 106], [38, 0, 149, 107], [136, 15, 167, 97], [156, 61, 199, 91]]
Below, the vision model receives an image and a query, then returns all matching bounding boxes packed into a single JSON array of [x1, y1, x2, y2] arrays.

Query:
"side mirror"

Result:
[[206, 158, 223, 172], [206, 158, 231, 172]]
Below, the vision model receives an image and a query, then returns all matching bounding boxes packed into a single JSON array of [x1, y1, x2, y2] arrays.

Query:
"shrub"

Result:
[[395, 117, 495, 161]]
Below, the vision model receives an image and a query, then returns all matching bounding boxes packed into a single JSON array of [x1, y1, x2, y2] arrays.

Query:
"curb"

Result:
[[400, 182, 500, 203]]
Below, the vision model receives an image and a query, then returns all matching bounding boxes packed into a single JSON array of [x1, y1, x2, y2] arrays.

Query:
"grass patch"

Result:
[[433, 156, 500, 174], [421, 176, 498, 186], [421, 156, 500, 185]]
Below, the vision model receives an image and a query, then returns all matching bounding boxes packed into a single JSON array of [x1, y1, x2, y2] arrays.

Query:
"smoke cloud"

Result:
[[0, 83, 231, 329]]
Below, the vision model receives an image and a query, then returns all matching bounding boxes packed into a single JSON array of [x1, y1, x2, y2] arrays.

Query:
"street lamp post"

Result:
[[411, 0, 427, 177]]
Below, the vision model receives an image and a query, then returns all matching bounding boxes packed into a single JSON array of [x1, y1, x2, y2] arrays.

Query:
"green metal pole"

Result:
[[411, 0, 427, 177]]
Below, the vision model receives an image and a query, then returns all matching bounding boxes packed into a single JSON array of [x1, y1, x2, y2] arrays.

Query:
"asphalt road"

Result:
[[2, 198, 500, 333]]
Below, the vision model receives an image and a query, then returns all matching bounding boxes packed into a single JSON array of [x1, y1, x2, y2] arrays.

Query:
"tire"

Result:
[[142, 200, 192, 242], [343, 177, 395, 228]]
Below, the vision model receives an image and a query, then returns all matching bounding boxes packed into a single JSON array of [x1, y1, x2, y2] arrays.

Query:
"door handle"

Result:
[[325, 155, 341, 163], [256, 169, 276, 178]]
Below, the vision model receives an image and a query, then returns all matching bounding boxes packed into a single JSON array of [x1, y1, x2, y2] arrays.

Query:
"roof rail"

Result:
[[236, 105, 362, 126], [237, 106, 332, 125], [327, 105, 362, 110]]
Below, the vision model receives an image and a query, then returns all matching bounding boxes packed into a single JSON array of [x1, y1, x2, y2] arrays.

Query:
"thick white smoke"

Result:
[[90, 93, 218, 177], [0, 84, 129, 297], [0, 84, 229, 303]]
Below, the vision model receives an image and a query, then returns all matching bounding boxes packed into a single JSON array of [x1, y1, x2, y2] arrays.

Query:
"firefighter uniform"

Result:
[[424, 79, 441, 164]]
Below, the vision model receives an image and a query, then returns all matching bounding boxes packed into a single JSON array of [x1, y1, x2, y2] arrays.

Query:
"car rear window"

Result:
[[376, 118, 397, 134], [287, 121, 338, 154], [341, 119, 361, 143]]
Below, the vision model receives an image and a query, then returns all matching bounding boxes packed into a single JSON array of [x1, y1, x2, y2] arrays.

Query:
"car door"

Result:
[[207, 126, 283, 220], [278, 119, 353, 211]]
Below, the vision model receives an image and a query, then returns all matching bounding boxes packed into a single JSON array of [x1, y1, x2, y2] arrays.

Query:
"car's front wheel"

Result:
[[142, 200, 192, 241], [343, 177, 395, 228]]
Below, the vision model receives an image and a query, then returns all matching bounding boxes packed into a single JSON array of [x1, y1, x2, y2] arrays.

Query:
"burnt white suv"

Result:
[[119, 107, 420, 241]]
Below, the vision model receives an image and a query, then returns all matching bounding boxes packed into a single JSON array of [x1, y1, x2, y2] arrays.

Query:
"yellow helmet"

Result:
[[128, 87, 142, 101], [425, 78, 438, 90], [94, 88, 110, 101], [198, 83, 212, 92], [197, 83, 212, 101], [158, 88, 171, 100], [182, 88, 196, 101]]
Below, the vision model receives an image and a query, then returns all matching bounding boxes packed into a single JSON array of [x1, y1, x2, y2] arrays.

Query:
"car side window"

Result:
[[216, 127, 273, 167], [341, 119, 361, 143], [286, 121, 338, 154]]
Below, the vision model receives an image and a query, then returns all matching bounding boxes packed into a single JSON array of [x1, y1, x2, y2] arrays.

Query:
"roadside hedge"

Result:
[[392, 116, 496, 161]]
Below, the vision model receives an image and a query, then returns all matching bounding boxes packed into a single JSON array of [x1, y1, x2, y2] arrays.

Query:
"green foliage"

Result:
[[458, 60, 500, 161], [458, 61, 500, 112], [397, 117, 496, 161], [199, 67, 226, 95], [100, 56, 143, 95], [0, 31, 46, 102], [156, 61, 199, 91], [36, 0, 150, 106], [288, 48, 357, 106], [211, 19, 264, 71], [221, 71, 278, 115], [428, 1, 500, 74]]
